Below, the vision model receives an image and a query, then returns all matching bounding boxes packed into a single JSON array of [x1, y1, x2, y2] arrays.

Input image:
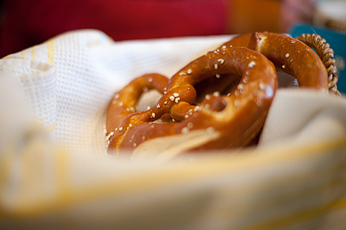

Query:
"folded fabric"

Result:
[[259, 89, 346, 148], [1, 30, 345, 230]]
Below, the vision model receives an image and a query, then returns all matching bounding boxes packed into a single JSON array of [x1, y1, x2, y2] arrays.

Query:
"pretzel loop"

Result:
[[105, 73, 169, 147]]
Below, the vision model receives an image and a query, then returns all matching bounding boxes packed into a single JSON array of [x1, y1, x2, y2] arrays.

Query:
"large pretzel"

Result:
[[106, 46, 277, 154]]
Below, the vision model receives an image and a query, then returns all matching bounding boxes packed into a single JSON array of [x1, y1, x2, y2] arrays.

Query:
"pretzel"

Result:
[[106, 46, 277, 153], [105, 73, 168, 146], [222, 32, 329, 91]]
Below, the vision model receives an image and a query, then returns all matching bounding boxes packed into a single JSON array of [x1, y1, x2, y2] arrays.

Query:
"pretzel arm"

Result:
[[248, 32, 328, 90]]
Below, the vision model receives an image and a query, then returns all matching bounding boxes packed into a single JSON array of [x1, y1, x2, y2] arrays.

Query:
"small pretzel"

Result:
[[222, 32, 329, 91], [107, 46, 277, 153], [106, 73, 168, 145]]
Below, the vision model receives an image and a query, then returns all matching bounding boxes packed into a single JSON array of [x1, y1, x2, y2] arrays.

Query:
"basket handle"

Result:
[[296, 33, 341, 97]]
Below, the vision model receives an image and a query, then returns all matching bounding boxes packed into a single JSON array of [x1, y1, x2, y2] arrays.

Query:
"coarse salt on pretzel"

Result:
[[106, 46, 277, 154], [222, 32, 329, 90], [105, 73, 168, 145]]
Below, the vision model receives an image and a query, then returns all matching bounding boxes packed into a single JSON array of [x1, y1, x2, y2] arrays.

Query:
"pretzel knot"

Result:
[[106, 46, 277, 154]]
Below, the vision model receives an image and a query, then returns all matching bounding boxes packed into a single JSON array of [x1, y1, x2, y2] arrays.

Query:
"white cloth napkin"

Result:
[[259, 88, 346, 148], [1, 29, 232, 155], [1, 30, 346, 230]]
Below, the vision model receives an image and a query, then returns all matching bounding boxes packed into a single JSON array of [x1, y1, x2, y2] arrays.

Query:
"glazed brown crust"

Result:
[[222, 32, 329, 90], [224, 33, 252, 47], [106, 32, 330, 155], [106, 73, 168, 145], [107, 46, 277, 154], [249, 32, 328, 90]]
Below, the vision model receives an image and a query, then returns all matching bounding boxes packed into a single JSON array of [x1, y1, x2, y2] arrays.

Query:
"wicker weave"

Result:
[[296, 33, 341, 96]]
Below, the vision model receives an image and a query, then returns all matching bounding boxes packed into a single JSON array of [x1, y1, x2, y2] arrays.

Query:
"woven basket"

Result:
[[297, 33, 341, 96]]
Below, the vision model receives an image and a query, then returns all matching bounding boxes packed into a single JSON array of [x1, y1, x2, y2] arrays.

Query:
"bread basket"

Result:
[[0, 30, 345, 229]]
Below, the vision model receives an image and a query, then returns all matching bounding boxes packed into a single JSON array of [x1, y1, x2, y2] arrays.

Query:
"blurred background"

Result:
[[0, 0, 345, 58]]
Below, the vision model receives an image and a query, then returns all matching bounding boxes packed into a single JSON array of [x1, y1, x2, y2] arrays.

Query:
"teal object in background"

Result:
[[290, 23, 346, 95]]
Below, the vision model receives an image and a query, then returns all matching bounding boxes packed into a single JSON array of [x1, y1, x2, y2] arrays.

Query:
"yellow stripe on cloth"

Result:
[[1, 134, 345, 230], [3, 137, 346, 212], [46, 123, 55, 133], [251, 195, 346, 230], [31, 47, 35, 60], [204, 173, 346, 230], [46, 40, 55, 64]]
